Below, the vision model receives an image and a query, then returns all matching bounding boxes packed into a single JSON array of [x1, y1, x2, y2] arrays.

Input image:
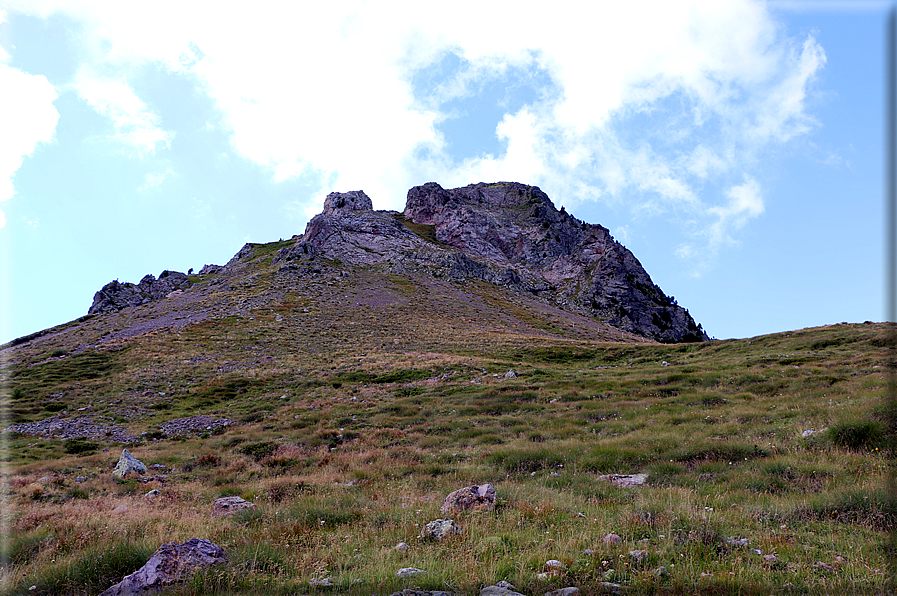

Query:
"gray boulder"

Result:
[[212, 496, 256, 517], [89, 270, 190, 314], [98, 538, 227, 596], [112, 449, 147, 480], [440, 484, 496, 515], [323, 190, 373, 215], [419, 518, 462, 541], [481, 585, 526, 596]]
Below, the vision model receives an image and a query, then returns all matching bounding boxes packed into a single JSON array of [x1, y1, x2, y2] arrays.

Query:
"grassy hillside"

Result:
[[0, 243, 894, 595]]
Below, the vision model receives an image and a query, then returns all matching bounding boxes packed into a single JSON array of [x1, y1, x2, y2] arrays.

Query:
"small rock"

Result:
[[504, 370, 517, 379], [834, 555, 846, 564], [75, 476, 88, 483], [481, 586, 525, 596], [419, 518, 462, 541], [309, 577, 333, 587], [144, 489, 161, 498], [396, 567, 427, 577], [583, 549, 593, 556], [628, 550, 648, 563], [700, 572, 713, 578], [395, 542, 410, 551], [763, 554, 777, 563], [814, 561, 836, 572], [802, 429, 815, 438], [212, 496, 256, 517], [751, 548, 763, 556], [544, 559, 566, 575], [725, 537, 749, 548], [598, 473, 648, 488], [545, 588, 580, 596], [653, 566, 669, 578], [113, 504, 129, 514], [661, 361, 670, 367], [596, 582, 623, 595], [113, 449, 147, 480], [440, 484, 496, 515], [602, 532, 622, 544]]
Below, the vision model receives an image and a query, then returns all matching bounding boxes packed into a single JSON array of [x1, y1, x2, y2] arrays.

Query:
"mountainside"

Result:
[[88, 181, 707, 344], [7, 182, 891, 596]]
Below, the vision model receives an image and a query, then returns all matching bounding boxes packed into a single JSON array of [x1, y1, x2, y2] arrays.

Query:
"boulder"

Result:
[[602, 532, 622, 544], [598, 473, 648, 488], [545, 589, 581, 596], [396, 567, 427, 577], [212, 496, 256, 517], [440, 484, 496, 515], [419, 518, 462, 541], [98, 538, 227, 596], [113, 449, 147, 480], [322, 190, 373, 215]]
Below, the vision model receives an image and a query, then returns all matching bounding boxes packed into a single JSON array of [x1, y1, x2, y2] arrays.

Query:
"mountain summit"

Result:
[[273, 182, 707, 343]]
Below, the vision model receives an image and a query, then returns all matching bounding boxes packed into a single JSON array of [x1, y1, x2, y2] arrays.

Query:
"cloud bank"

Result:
[[2, 0, 826, 261]]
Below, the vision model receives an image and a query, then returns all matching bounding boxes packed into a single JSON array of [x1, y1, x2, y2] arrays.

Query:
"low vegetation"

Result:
[[0, 257, 893, 595]]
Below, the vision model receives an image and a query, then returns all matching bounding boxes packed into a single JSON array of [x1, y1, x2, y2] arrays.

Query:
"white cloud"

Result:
[[0, 33, 59, 226], [72, 70, 172, 156], [5, 0, 825, 254]]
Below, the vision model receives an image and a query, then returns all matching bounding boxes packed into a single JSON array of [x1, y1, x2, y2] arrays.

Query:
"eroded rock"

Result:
[[440, 484, 496, 515], [113, 449, 147, 480]]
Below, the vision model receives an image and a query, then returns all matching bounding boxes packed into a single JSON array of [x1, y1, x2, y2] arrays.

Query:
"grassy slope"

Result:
[[1, 241, 894, 595]]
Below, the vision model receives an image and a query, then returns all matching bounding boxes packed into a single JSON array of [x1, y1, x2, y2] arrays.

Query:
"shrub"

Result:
[[827, 419, 883, 450]]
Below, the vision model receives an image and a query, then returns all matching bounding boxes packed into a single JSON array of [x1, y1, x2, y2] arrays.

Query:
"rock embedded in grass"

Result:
[[419, 518, 462, 541], [112, 449, 147, 479], [481, 583, 526, 596], [212, 496, 256, 517], [440, 483, 496, 514], [602, 532, 622, 544], [544, 588, 580, 596], [98, 538, 227, 596], [396, 567, 427, 577], [597, 473, 648, 488]]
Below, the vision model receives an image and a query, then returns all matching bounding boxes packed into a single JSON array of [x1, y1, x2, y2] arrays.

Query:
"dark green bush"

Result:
[[827, 419, 883, 450]]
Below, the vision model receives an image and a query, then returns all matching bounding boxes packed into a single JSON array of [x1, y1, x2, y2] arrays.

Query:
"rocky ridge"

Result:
[[275, 182, 707, 342], [83, 182, 706, 343]]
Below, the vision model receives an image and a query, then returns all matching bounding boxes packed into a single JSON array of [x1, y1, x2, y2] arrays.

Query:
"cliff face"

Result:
[[276, 182, 707, 343]]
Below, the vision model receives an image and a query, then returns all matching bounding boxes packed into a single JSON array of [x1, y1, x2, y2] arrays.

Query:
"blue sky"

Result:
[[0, 1, 892, 343]]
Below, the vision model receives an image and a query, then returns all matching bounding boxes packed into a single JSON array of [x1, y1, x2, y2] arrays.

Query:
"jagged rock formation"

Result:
[[88, 271, 190, 314], [275, 182, 707, 342]]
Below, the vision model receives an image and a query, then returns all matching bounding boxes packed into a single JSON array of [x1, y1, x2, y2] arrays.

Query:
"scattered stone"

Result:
[[700, 572, 713, 578], [544, 559, 566, 575], [596, 582, 623, 595], [751, 548, 763, 556], [583, 549, 593, 556], [98, 538, 227, 596], [653, 566, 669, 578], [814, 561, 836, 572], [309, 578, 333, 587], [602, 533, 622, 544], [158, 416, 234, 437], [598, 473, 648, 488], [212, 496, 256, 517], [481, 584, 526, 596], [440, 484, 496, 515], [661, 361, 670, 367], [725, 537, 749, 548], [763, 554, 777, 563], [7, 415, 139, 443], [395, 542, 410, 551], [545, 588, 580, 596], [419, 518, 462, 541], [113, 449, 148, 479], [396, 567, 427, 577], [149, 464, 167, 471], [144, 489, 161, 499], [113, 504, 129, 514], [802, 429, 815, 438], [629, 550, 648, 563], [504, 370, 517, 379], [75, 476, 88, 483], [834, 555, 847, 564]]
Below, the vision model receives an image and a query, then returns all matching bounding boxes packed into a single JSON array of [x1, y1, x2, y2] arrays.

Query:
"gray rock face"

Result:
[[112, 449, 147, 479], [440, 484, 496, 515], [89, 270, 190, 314], [98, 538, 227, 596], [275, 182, 707, 342]]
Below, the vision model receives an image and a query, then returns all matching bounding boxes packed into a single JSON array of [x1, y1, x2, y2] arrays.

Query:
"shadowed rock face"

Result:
[[88, 271, 190, 315], [277, 182, 707, 342]]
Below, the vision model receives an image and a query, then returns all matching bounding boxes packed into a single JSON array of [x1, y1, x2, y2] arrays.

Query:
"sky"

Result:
[[0, 0, 892, 343]]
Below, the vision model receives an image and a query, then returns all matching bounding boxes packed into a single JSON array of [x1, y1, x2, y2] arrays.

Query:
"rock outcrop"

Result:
[[276, 182, 707, 342], [88, 271, 190, 314], [440, 484, 496, 515]]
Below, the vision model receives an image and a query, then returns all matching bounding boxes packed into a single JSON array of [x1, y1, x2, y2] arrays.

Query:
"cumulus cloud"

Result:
[[0, 11, 60, 228], [72, 70, 172, 156], [5, 0, 825, 257]]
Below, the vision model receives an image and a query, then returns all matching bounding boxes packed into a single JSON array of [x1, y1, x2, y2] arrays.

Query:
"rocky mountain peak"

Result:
[[322, 190, 373, 216]]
